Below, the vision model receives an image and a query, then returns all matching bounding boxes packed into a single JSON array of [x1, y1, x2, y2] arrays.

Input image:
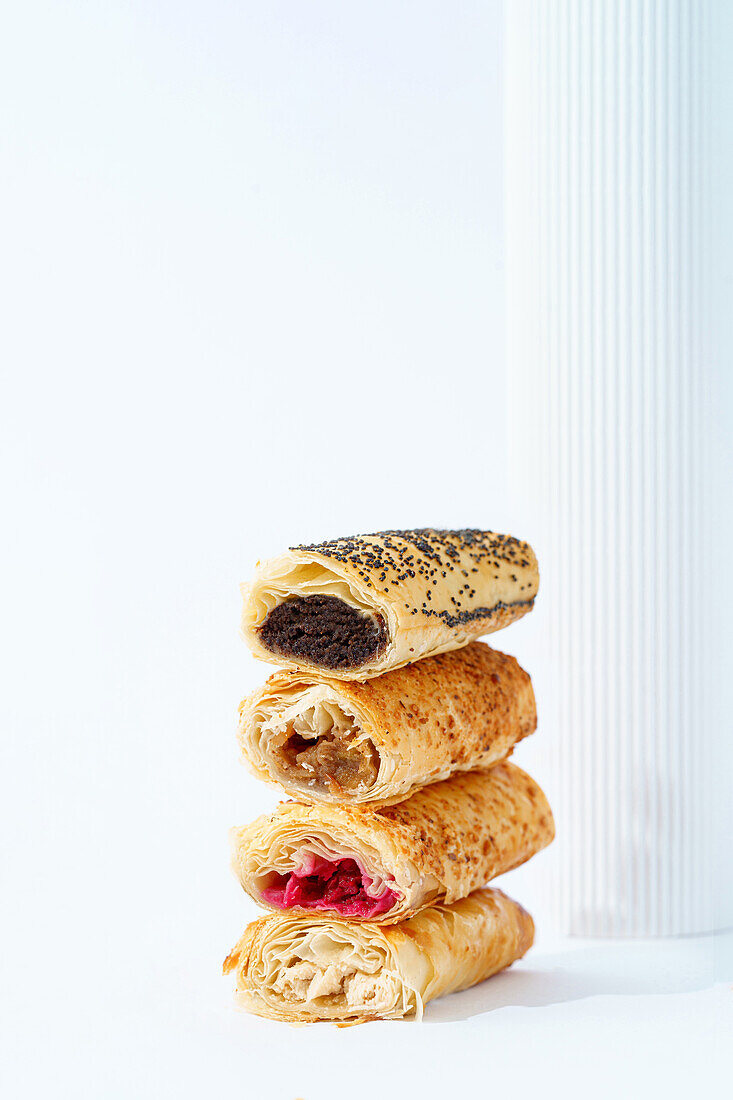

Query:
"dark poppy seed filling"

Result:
[[258, 595, 388, 670]]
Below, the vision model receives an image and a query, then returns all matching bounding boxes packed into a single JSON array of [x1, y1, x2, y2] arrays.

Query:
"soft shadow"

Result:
[[423, 937, 732, 1024]]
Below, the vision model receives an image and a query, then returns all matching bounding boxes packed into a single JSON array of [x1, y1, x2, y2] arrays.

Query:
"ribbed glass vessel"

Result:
[[505, 0, 732, 935]]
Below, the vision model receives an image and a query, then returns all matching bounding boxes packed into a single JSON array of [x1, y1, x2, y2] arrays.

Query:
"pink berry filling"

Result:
[[261, 856, 398, 918]]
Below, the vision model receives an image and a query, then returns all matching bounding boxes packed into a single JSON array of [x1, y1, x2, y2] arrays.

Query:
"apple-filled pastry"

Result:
[[238, 641, 536, 806]]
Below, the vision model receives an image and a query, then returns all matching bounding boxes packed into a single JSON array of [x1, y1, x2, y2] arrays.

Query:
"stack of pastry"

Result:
[[225, 529, 554, 1023]]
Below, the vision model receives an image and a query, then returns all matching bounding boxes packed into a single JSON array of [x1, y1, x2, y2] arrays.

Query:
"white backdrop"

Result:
[[0, 3, 549, 1097], [2, 4, 729, 1097]]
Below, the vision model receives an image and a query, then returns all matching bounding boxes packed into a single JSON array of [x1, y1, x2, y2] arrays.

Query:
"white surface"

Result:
[[1, 4, 730, 1096], [4, 926, 732, 1097]]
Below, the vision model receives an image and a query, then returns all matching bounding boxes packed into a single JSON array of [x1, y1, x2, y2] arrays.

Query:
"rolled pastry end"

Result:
[[241, 548, 395, 678], [238, 837, 408, 920], [223, 916, 415, 1023], [262, 712, 379, 798], [224, 888, 535, 1023], [240, 682, 383, 801]]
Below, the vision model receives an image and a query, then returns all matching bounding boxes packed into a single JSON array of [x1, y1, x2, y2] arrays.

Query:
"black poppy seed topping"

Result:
[[292, 528, 533, 586], [270, 529, 538, 636]]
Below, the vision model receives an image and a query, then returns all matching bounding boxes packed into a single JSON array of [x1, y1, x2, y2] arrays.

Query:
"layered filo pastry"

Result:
[[224, 887, 533, 1023], [238, 641, 536, 805], [231, 763, 554, 923], [240, 529, 539, 680]]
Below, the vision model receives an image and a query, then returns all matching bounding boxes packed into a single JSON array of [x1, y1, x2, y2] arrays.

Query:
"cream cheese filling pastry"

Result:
[[240, 529, 539, 680], [223, 887, 534, 1023], [230, 762, 554, 923], [238, 641, 537, 805]]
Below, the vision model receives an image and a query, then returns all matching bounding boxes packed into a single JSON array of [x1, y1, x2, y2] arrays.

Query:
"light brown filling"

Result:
[[274, 729, 379, 795]]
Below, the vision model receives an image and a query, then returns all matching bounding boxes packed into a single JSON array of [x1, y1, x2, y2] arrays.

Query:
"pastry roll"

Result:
[[230, 762, 554, 923], [238, 641, 536, 806], [223, 887, 534, 1023], [240, 528, 538, 679]]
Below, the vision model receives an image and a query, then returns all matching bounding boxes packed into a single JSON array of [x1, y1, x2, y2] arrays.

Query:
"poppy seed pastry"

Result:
[[223, 887, 534, 1023], [238, 641, 537, 806], [230, 762, 554, 924], [240, 528, 539, 680]]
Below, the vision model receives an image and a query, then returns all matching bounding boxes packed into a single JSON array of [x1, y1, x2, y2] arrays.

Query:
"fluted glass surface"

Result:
[[505, 0, 732, 935]]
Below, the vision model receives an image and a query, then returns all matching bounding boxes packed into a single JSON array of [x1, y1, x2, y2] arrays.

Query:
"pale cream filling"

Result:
[[266, 929, 408, 1016], [273, 959, 400, 1010]]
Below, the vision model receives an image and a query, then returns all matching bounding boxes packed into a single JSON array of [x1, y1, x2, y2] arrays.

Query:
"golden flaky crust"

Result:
[[240, 529, 539, 679], [231, 762, 554, 923], [223, 887, 534, 1023], [238, 642, 537, 805]]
